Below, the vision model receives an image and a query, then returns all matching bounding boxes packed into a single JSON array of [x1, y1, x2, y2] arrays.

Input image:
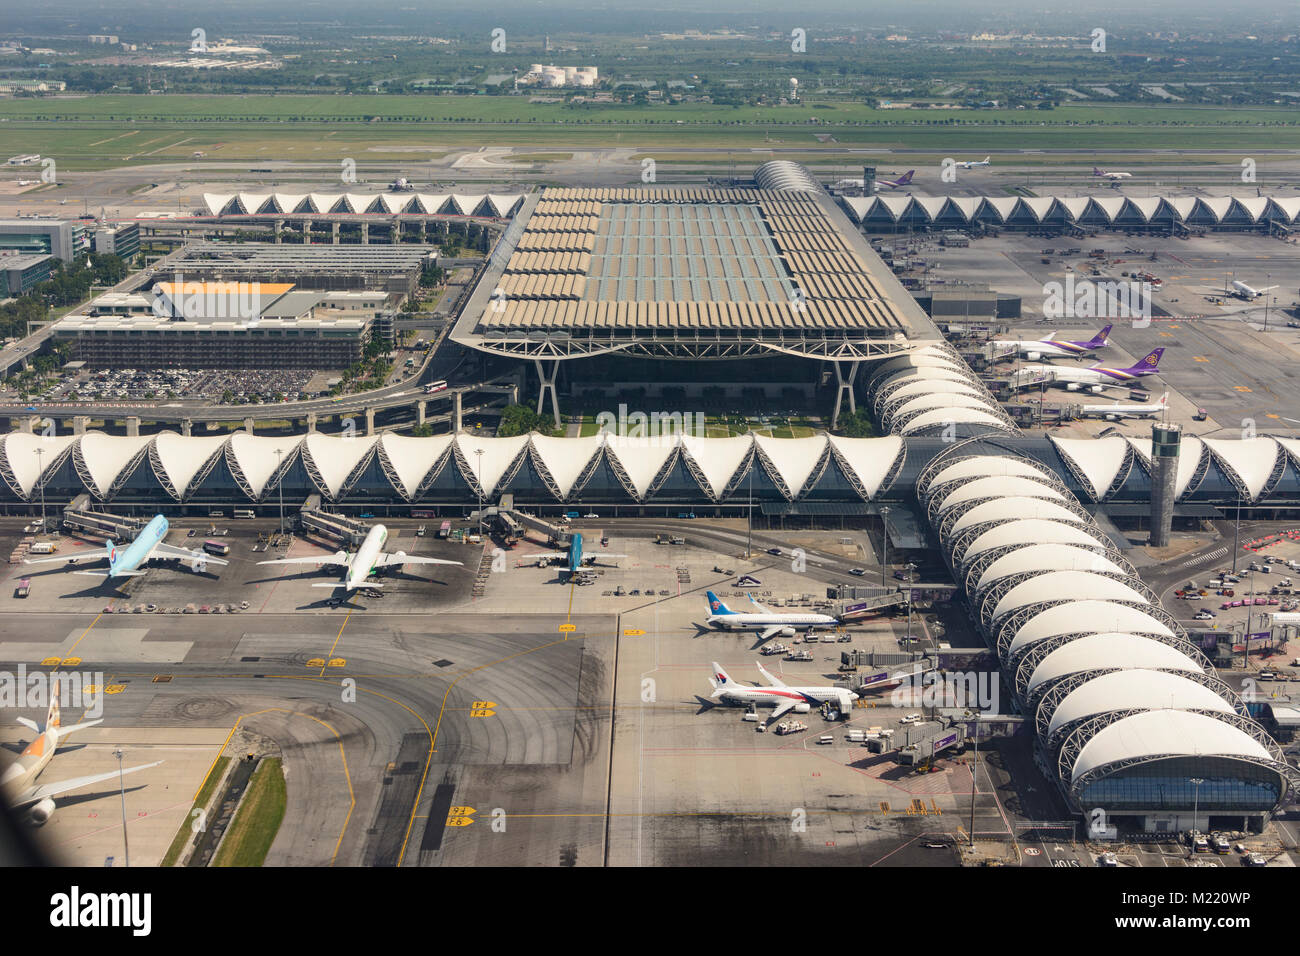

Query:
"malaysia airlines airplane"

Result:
[[955, 156, 991, 169], [1011, 347, 1164, 393], [257, 523, 461, 593], [1093, 167, 1132, 180], [23, 514, 226, 579], [532, 532, 627, 575], [704, 590, 837, 642], [2, 686, 161, 825], [875, 170, 915, 190], [1078, 391, 1169, 421], [992, 324, 1112, 361], [708, 662, 858, 719], [1230, 279, 1279, 301]]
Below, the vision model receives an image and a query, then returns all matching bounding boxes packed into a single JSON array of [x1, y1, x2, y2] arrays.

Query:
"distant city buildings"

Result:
[[518, 64, 598, 88]]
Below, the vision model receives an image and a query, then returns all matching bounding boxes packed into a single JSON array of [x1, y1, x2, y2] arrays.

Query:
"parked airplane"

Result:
[[388, 177, 413, 192], [704, 590, 837, 642], [1093, 167, 1132, 180], [22, 514, 225, 579], [992, 324, 1112, 361], [257, 523, 461, 593], [1230, 279, 1279, 301], [532, 532, 627, 575], [1011, 347, 1164, 393], [955, 156, 991, 169], [708, 662, 858, 719], [875, 170, 915, 190], [1078, 391, 1169, 421], [2, 686, 161, 825]]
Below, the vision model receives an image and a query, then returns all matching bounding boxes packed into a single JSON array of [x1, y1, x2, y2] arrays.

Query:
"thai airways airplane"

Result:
[[532, 532, 627, 575], [708, 662, 858, 719], [257, 523, 461, 593], [1230, 279, 1279, 301], [1011, 347, 1164, 393], [955, 156, 991, 169], [1093, 167, 1132, 180], [1078, 391, 1169, 421], [23, 514, 225, 579], [992, 324, 1112, 361], [2, 686, 161, 825], [704, 590, 837, 642], [875, 170, 915, 190]]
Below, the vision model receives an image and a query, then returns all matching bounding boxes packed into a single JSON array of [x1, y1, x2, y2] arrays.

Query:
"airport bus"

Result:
[[424, 380, 448, 394], [202, 540, 231, 557], [14, 578, 30, 598], [233, 508, 254, 519], [438, 520, 452, 539]]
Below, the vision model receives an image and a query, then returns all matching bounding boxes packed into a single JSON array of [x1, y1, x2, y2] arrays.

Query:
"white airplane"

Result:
[[992, 324, 1111, 361], [955, 156, 991, 169], [708, 661, 858, 719], [2, 686, 161, 825], [704, 590, 837, 642], [1093, 167, 1131, 180], [1078, 391, 1169, 421], [1010, 347, 1164, 394], [1230, 279, 1279, 301], [23, 514, 226, 580], [257, 523, 461, 593]]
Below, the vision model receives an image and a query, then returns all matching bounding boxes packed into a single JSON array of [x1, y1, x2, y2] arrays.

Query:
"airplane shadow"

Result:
[[53, 782, 150, 811]]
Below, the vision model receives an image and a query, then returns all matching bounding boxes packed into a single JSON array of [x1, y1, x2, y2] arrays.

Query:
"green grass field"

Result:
[[160, 755, 230, 868], [212, 757, 287, 868], [3, 95, 1298, 170]]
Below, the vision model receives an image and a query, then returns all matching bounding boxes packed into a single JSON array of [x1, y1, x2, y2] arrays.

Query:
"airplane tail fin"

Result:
[[1093, 167, 1103, 175], [709, 662, 734, 696], [46, 682, 60, 731], [898, 170, 915, 185], [982, 156, 990, 164], [1087, 324, 1113, 349], [1128, 347, 1164, 373], [706, 590, 735, 615]]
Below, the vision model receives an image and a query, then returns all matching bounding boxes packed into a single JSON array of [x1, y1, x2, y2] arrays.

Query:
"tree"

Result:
[[833, 409, 874, 438], [496, 403, 559, 438]]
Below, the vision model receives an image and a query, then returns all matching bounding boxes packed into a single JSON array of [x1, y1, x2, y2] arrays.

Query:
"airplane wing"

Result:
[[257, 551, 352, 569], [373, 552, 464, 569], [16, 760, 163, 808], [769, 700, 796, 720], [747, 593, 773, 614], [756, 661, 787, 688], [23, 552, 104, 567], [153, 541, 229, 566], [758, 625, 788, 641]]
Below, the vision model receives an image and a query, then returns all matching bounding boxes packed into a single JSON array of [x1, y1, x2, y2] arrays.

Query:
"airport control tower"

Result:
[[1149, 421, 1180, 548]]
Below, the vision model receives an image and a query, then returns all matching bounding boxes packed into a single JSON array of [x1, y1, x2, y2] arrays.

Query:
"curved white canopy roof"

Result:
[[960, 519, 1106, 564], [530, 434, 603, 498], [991, 570, 1148, 622], [948, 497, 1085, 536], [1071, 710, 1271, 784], [152, 432, 228, 499], [301, 433, 378, 498], [1026, 632, 1203, 694], [755, 434, 827, 497], [76, 432, 153, 497], [935, 475, 1064, 515], [875, 367, 977, 395], [457, 434, 530, 497], [881, 378, 984, 404], [227, 433, 295, 498], [1126, 434, 1205, 499], [1204, 437, 1281, 500], [680, 435, 752, 499], [603, 434, 678, 498], [899, 407, 1009, 435], [1048, 669, 1231, 737], [887, 393, 998, 425], [827, 435, 903, 499], [1007, 601, 1175, 655], [378, 433, 453, 499], [1051, 435, 1131, 499], [926, 455, 1052, 491], [1, 433, 78, 496], [975, 544, 1125, 594]]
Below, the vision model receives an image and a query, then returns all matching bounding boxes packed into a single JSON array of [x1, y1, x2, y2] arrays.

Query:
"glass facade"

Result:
[[1077, 756, 1283, 813]]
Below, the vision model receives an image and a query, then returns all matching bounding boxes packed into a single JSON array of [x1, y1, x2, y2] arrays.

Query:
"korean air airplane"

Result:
[[708, 662, 857, 719], [532, 532, 627, 575], [704, 590, 837, 642], [23, 514, 225, 579]]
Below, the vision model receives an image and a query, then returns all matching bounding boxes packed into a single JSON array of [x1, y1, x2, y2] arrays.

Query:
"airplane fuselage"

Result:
[[107, 514, 169, 577], [345, 524, 389, 591], [706, 610, 836, 632], [716, 684, 854, 711]]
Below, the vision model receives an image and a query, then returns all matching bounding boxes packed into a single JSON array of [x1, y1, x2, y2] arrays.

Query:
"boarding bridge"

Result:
[[299, 497, 370, 547], [495, 495, 572, 545], [835, 591, 907, 620], [61, 496, 146, 540], [893, 721, 969, 766]]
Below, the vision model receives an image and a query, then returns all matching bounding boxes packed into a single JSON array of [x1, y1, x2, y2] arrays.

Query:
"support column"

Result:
[[18, 415, 38, 434], [361, 222, 369, 245], [306, 411, 318, 432], [453, 391, 462, 431], [274, 219, 283, 244], [244, 417, 255, 434], [831, 360, 860, 430], [125, 416, 140, 437], [364, 406, 376, 435], [416, 400, 427, 427], [534, 359, 561, 429], [331, 221, 340, 245], [72, 415, 89, 435], [302, 220, 311, 245], [180, 418, 192, 437], [392, 217, 401, 244]]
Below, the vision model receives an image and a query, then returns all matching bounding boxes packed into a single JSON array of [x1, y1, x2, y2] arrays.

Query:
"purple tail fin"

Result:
[[1085, 324, 1113, 349], [1128, 347, 1163, 373], [897, 170, 915, 185]]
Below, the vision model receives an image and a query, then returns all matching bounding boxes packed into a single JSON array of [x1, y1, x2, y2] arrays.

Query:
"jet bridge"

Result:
[[61, 496, 146, 540], [299, 497, 369, 547]]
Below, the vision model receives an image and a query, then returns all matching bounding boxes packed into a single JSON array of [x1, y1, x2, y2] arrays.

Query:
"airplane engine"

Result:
[[794, 703, 811, 714], [778, 626, 796, 637], [1089, 384, 1103, 394], [188, 549, 207, 573], [27, 798, 55, 825], [1066, 382, 1082, 392], [1025, 351, 1042, 361], [395, 550, 406, 559], [1105, 413, 1120, 422]]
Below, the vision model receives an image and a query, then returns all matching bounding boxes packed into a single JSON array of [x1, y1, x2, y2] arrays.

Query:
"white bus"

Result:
[[424, 380, 448, 394]]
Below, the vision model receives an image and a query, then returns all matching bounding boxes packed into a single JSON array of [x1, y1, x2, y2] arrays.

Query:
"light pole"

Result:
[[474, 447, 484, 537], [33, 446, 44, 534], [1231, 496, 1241, 574], [114, 747, 130, 868], [1264, 276, 1270, 332], [879, 506, 890, 588], [1189, 776, 1204, 847], [969, 716, 979, 848], [274, 447, 284, 536]]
